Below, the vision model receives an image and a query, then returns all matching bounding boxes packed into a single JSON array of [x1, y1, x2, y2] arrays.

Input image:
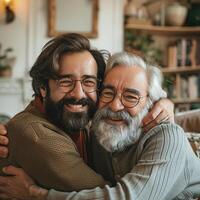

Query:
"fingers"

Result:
[[2, 166, 24, 176], [0, 125, 9, 159], [142, 104, 162, 126], [29, 185, 48, 198], [143, 110, 169, 132], [0, 185, 13, 200], [0, 136, 9, 146], [0, 125, 7, 136], [0, 147, 8, 158]]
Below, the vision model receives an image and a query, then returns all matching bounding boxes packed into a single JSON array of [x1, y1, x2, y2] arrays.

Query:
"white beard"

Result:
[[92, 106, 149, 153]]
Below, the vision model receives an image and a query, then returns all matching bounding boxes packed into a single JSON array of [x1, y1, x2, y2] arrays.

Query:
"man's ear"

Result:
[[40, 86, 47, 98]]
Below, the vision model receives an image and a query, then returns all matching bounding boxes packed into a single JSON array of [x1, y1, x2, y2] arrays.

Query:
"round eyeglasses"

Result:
[[56, 76, 101, 93], [100, 87, 148, 108]]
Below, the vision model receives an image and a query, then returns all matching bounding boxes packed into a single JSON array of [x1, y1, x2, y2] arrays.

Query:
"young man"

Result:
[[0, 52, 199, 200], [0, 35, 174, 197]]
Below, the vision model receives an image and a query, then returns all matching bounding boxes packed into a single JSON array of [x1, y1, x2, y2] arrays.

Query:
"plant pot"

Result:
[[165, 2, 188, 26]]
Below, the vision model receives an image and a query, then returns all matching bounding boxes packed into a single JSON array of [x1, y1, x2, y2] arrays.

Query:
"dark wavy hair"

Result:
[[30, 33, 109, 97]]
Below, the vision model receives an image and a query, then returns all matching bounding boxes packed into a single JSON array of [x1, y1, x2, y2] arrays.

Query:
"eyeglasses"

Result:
[[56, 76, 101, 93], [100, 87, 148, 108]]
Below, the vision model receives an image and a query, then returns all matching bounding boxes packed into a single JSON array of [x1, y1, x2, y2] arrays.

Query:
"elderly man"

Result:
[[0, 34, 173, 193], [0, 52, 199, 200]]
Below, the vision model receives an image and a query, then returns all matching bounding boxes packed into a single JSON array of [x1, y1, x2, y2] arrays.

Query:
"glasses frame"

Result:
[[55, 76, 101, 94], [100, 87, 148, 108]]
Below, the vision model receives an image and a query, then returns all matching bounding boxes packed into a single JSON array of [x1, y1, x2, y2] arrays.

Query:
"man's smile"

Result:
[[104, 117, 126, 126], [64, 104, 87, 112]]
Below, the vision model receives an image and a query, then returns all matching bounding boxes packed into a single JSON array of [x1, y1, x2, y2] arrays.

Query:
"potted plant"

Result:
[[125, 30, 163, 66], [0, 44, 16, 77]]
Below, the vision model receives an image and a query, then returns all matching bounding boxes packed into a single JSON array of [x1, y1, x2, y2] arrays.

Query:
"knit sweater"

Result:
[[48, 123, 200, 200]]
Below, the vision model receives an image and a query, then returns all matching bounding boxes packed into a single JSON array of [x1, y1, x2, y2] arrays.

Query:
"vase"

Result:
[[165, 2, 188, 26]]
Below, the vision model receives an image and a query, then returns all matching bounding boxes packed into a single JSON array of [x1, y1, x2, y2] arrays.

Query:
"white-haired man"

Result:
[[0, 52, 199, 200]]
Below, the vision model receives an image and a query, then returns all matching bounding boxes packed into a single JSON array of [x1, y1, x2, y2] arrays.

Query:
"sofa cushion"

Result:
[[175, 109, 200, 133]]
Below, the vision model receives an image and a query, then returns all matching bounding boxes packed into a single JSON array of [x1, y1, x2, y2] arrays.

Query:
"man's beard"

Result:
[[44, 94, 97, 134], [92, 106, 149, 153]]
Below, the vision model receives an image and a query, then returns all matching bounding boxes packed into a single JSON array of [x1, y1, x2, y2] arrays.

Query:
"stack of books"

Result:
[[167, 38, 200, 68]]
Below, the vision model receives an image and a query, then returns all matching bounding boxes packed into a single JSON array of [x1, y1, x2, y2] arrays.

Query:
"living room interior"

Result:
[[0, 0, 200, 156]]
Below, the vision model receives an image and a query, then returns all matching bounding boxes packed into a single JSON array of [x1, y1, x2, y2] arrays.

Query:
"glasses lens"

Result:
[[57, 77, 99, 93], [122, 91, 139, 108], [57, 77, 74, 93], [100, 88, 115, 103], [82, 77, 99, 93]]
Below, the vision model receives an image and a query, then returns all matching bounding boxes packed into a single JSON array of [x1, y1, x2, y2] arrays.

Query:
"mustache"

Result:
[[96, 107, 132, 124], [63, 98, 91, 106]]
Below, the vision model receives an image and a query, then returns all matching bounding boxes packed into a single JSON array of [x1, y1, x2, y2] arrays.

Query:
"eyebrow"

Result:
[[102, 84, 142, 95], [102, 84, 115, 90], [125, 88, 141, 96], [58, 74, 97, 79]]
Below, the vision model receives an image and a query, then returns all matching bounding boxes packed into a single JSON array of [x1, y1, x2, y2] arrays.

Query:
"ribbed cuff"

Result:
[[47, 189, 69, 200]]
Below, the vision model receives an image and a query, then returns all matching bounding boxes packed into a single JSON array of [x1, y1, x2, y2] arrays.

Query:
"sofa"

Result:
[[175, 109, 200, 158]]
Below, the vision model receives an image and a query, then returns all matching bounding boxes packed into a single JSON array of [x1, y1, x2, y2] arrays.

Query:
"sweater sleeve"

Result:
[[47, 123, 190, 200], [9, 121, 106, 192]]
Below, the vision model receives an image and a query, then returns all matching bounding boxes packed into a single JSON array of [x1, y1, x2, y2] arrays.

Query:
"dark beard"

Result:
[[45, 95, 97, 134]]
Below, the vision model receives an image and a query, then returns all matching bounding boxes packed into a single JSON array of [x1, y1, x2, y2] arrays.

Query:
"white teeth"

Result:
[[68, 104, 83, 108]]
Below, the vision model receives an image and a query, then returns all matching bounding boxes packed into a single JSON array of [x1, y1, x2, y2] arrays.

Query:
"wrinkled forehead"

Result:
[[104, 65, 148, 94]]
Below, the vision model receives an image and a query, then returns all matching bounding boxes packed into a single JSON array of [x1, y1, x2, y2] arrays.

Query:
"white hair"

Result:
[[106, 52, 167, 108], [93, 52, 168, 152]]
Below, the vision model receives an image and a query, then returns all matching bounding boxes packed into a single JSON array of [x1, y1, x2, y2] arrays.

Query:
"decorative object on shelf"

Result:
[[0, 44, 16, 77], [165, 2, 188, 26], [3, 0, 15, 23], [124, 0, 151, 25], [125, 30, 163, 66], [185, 1, 200, 26], [123, 1, 200, 112]]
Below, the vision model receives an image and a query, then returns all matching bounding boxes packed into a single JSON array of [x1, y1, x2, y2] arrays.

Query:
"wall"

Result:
[[0, 0, 124, 118]]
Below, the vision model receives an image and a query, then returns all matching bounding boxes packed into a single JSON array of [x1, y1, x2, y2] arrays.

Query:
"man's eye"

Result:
[[123, 94, 139, 102], [83, 79, 96, 87], [102, 91, 114, 98], [59, 79, 73, 87]]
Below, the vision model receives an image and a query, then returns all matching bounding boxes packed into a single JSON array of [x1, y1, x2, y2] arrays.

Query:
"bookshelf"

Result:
[[124, 24, 200, 111], [125, 25, 200, 35], [162, 66, 200, 74]]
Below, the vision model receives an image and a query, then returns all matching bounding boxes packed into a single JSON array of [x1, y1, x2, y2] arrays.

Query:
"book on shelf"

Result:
[[167, 38, 200, 68], [179, 75, 200, 99], [198, 74, 200, 97], [188, 76, 198, 99], [167, 45, 177, 68], [180, 76, 189, 99]]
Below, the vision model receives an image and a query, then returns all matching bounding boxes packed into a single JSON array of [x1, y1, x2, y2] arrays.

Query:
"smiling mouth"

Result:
[[104, 117, 126, 126], [64, 104, 87, 112]]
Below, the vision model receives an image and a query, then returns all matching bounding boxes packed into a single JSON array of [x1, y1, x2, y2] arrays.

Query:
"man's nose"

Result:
[[69, 81, 86, 99], [109, 96, 124, 112]]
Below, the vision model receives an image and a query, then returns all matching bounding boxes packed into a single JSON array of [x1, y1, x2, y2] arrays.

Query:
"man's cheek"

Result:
[[88, 92, 97, 104], [98, 100, 107, 109]]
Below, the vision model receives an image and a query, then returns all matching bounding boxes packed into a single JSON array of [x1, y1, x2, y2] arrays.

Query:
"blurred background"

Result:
[[0, 0, 200, 121]]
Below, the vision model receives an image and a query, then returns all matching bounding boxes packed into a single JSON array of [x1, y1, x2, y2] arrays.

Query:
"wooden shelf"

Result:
[[125, 24, 200, 36], [162, 66, 200, 74], [172, 98, 200, 104]]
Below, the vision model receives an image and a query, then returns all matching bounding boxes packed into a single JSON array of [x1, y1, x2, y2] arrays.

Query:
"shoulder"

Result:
[[140, 123, 188, 156], [144, 122, 186, 141], [7, 111, 74, 146]]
